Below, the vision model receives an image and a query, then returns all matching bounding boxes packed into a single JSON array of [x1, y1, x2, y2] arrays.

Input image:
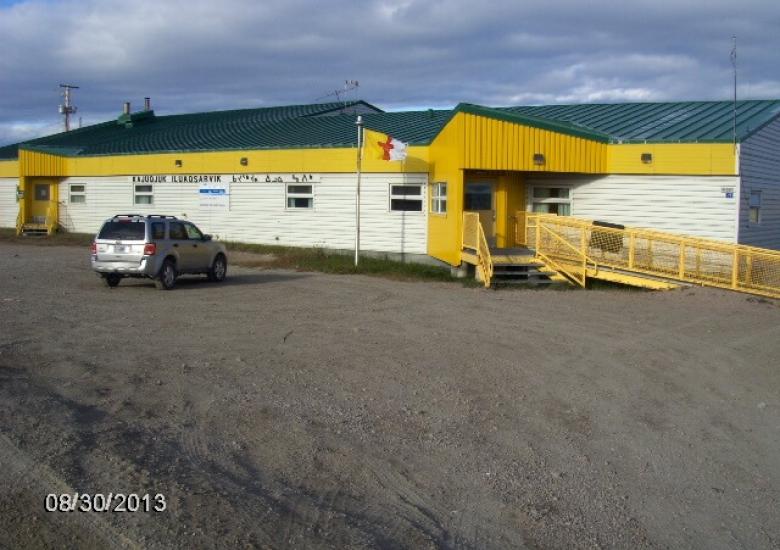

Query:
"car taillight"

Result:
[[90, 242, 97, 255], [143, 243, 157, 256]]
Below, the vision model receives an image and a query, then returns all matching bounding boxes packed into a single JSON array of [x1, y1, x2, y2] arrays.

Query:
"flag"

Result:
[[377, 135, 408, 161]]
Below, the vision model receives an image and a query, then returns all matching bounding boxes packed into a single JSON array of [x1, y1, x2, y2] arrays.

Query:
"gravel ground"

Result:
[[0, 242, 778, 549]]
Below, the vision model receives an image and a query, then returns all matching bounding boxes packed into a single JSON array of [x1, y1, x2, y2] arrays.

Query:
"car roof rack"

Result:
[[111, 214, 178, 220]]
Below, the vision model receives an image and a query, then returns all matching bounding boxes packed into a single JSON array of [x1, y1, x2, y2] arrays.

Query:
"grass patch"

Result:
[[225, 241, 454, 282], [0, 228, 93, 246]]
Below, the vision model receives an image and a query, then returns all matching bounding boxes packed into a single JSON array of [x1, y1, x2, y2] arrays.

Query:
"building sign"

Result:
[[129, 173, 320, 184], [721, 186, 735, 199], [199, 183, 230, 210]]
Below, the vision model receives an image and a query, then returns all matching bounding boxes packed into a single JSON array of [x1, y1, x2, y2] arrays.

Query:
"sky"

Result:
[[1, 0, 779, 146]]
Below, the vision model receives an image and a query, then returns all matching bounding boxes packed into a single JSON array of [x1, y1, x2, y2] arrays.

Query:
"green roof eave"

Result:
[[20, 144, 85, 156], [454, 103, 612, 143]]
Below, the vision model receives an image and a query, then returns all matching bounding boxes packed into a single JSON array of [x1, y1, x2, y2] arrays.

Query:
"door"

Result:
[[31, 183, 51, 225], [168, 221, 196, 272], [184, 222, 211, 271], [465, 181, 496, 247]]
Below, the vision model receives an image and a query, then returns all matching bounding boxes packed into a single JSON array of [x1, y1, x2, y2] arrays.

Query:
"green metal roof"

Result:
[[497, 100, 780, 143], [0, 143, 18, 161], [4, 99, 780, 160], [456, 103, 612, 142], [12, 100, 455, 158]]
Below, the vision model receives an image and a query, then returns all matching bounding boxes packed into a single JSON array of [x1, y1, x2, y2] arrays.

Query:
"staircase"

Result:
[[462, 212, 780, 298], [19, 223, 50, 237], [489, 249, 569, 287]]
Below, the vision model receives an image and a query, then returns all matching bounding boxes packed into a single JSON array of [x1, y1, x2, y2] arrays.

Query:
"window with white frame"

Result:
[[69, 183, 86, 204], [390, 184, 423, 212], [530, 186, 571, 216], [134, 184, 154, 205], [431, 182, 447, 214], [749, 190, 762, 224], [286, 184, 313, 209]]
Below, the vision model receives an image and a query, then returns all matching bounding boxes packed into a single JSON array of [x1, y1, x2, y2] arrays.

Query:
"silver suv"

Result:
[[91, 214, 228, 290]]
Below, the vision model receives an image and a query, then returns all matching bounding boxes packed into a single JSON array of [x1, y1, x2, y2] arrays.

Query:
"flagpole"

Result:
[[355, 115, 363, 267], [731, 35, 737, 150]]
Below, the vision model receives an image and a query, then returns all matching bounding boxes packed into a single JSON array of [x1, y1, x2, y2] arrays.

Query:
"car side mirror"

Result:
[[203, 234, 212, 241]]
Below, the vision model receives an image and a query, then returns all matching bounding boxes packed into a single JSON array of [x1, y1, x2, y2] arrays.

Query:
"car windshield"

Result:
[[98, 221, 146, 240]]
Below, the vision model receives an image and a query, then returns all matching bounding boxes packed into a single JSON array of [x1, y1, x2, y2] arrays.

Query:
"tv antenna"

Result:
[[316, 80, 360, 108], [59, 83, 80, 132]]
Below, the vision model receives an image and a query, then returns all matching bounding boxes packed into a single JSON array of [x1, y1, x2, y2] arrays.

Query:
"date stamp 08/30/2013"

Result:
[[44, 493, 167, 513]]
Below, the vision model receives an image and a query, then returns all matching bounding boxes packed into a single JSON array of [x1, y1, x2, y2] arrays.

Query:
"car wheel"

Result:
[[103, 273, 122, 288], [207, 254, 227, 282], [155, 259, 177, 290]]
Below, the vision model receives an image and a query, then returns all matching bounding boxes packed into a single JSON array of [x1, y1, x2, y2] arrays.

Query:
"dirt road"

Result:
[[1, 242, 778, 549]]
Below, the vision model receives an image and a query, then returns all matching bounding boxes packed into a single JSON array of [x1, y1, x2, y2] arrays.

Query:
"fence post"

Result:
[[678, 239, 686, 279], [535, 217, 541, 253], [628, 232, 635, 269], [731, 249, 739, 289]]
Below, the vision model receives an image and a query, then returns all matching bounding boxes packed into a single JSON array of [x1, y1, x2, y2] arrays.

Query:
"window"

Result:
[[69, 184, 86, 204], [465, 183, 492, 211], [151, 222, 165, 240], [530, 186, 571, 216], [134, 184, 154, 205], [431, 182, 447, 214], [169, 222, 187, 240], [749, 190, 762, 224], [98, 222, 145, 240], [286, 184, 313, 209], [34, 184, 50, 201], [390, 184, 423, 212], [185, 223, 204, 240]]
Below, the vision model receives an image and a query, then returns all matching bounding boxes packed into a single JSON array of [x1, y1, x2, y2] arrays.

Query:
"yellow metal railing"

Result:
[[463, 212, 494, 287], [518, 212, 780, 299], [15, 208, 23, 236], [533, 222, 590, 287], [45, 202, 57, 235]]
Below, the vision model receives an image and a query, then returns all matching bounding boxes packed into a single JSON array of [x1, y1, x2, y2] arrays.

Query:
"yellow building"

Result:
[[1, 98, 779, 274]]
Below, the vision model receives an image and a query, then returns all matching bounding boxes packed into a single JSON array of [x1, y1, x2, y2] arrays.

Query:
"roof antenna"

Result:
[[731, 36, 737, 148], [315, 80, 360, 111], [59, 83, 80, 132]]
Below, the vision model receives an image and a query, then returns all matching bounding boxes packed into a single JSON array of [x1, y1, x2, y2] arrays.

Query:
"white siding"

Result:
[[0, 178, 19, 228], [59, 173, 428, 254], [738, 115, 780, 250], [526, 173, 739, 242]]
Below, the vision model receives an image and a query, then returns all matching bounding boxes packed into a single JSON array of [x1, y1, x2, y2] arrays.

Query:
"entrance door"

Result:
[[31, 183, 51, 225], [465, 181, 496, 247]]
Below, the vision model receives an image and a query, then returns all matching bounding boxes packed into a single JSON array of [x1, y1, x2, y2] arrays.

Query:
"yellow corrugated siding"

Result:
[[459, 113, 608, 173], [59, 144, 429, 176], [19, 150, 68, 176], [0, 160, 18, 177], [607, 143, 737, 175]]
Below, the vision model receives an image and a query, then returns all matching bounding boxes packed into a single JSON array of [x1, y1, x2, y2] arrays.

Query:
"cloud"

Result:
[[0, 0, 778, 145]]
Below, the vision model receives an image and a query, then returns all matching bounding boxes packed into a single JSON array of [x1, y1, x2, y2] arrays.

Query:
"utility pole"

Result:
[[59, 84, 80, 132]]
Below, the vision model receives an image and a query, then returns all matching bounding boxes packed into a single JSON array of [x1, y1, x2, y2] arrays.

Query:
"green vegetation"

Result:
[[0, 228, 93, 246], [224, 241, 455, 282]]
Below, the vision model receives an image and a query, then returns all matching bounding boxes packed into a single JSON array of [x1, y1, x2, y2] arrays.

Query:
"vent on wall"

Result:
[[641, 153, 653, 164]]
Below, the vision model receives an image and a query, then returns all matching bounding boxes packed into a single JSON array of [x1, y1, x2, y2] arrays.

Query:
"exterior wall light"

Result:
[[533, 153, 545, 166], [175, 159, 183, 167], [641, 153, 653, 164], [240, 157, 248, 166]]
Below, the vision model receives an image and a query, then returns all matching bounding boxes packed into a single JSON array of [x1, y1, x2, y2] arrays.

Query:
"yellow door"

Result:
[[31, 183, 51, 224], [465, 181, 496, 247]]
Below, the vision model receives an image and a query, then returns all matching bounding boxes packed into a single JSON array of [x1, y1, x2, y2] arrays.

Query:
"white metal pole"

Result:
[[355, 115, 363, 266]]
